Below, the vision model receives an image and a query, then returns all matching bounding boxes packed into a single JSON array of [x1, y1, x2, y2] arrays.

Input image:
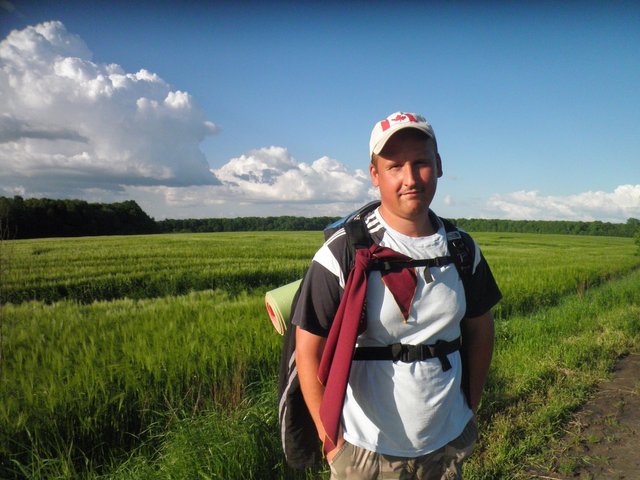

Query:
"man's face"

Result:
[[369, 131, 442, 233]]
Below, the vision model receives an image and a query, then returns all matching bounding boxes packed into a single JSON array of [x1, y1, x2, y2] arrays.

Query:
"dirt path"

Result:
[[528, 353, 640, 479]]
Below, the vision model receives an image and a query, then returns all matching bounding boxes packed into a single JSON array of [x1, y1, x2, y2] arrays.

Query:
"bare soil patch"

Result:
[[528, 353, 640, 479]]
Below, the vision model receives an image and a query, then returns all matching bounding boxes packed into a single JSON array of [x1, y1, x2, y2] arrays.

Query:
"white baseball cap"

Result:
[[369, 112, 436, 158]]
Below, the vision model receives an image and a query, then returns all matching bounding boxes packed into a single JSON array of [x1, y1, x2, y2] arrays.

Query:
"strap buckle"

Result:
[[389, 341, 453, 370], [390, 343, 420, 362]]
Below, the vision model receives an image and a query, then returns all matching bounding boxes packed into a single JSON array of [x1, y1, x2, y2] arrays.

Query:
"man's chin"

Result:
[[400, 203, 430, 219], [400, 196, 430, 209]]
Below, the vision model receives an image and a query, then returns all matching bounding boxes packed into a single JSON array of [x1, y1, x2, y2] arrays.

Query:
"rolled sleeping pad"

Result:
[[264, 279, 302, 335]]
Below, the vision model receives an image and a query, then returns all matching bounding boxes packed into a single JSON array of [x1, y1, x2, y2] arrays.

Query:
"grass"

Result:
[[4, 232, 637, 316], [2, 232, 321, 304], [104, 384, 300, 480], [476, 232, 638, 318], [1, 231, 639, 479], [465, 271, 640, 479], [1, 291, 282, 478]]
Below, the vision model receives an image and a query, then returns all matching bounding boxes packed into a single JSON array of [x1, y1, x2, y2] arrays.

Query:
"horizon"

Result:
[[5, 195, 637, 226], [1, 1, 638, 222]]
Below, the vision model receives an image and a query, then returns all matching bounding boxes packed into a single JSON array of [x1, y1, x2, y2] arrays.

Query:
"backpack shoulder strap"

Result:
[[342, 201, 379, 267], [439, 216, 475, 289], [324, 200, 380, 241], [344, 206, 375, 251]]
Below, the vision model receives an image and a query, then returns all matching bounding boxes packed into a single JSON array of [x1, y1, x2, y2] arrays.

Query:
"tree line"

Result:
[[156, 216, 339, 233], [0, 196, 157, 239], [1, 196, 638, 239], [452, 217, 640, 238]]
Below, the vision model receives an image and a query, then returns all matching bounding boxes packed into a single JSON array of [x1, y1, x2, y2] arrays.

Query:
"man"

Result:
[[292, 112, 501, 479]]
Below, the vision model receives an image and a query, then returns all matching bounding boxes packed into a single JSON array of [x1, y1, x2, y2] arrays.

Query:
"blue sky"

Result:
[[1, 1, 638, 221]]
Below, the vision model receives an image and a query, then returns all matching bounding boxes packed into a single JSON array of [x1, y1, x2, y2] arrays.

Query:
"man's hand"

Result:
[[325, 432, 345, 462]]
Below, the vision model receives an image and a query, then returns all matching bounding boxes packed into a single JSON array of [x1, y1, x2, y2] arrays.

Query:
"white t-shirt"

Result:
[[342, 210, 472, 456]]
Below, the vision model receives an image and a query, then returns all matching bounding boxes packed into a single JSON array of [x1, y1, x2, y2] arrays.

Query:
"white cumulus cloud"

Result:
[[0, 21, 219, 195], [213, 146, 371, 202], [133, 146, 375, 218], [486, 185, 640, 222]]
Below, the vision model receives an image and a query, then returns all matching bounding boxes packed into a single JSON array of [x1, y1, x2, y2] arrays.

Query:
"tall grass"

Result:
[[104, 383, 304, 480], [2, 232, 321, 304], [1, 231, 638, 478], [5, 233, 637, 315], [466, 269, 640, 479], [476, 233, 638, 318], [1, 291, 281, 478]]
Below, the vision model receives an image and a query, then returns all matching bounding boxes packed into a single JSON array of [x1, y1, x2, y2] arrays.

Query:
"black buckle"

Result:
[[389, 341, 453, 370], [390, 343, 405, 362], [390, 344, 416, 362], [390, 343, 420, 363]]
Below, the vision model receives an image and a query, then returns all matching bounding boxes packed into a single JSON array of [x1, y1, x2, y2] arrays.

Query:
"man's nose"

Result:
[[403, 163, 418, 186]]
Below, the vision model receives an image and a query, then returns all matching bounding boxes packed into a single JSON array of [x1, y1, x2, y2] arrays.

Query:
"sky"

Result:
[[0, 0, 638, 222]]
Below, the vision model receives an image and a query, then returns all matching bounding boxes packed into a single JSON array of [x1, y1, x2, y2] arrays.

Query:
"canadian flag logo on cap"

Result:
[[380, 113, 420, 132]]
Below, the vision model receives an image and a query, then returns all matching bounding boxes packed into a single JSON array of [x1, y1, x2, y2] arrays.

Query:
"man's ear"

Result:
[[436, 153, 443, 178], [369, 161, 380, 187]]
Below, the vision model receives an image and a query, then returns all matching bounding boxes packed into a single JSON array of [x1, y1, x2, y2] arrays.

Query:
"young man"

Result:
[[292, 112, 501, 479]]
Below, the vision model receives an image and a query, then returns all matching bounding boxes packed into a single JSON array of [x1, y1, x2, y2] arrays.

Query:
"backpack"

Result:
[[277, 201, 475, 469]]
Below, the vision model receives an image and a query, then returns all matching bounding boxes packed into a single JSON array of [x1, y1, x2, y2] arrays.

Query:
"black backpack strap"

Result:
[[343, 201, 379, 267], [369, 256, 454, 272], [353, 337, 461, 371], [324, 200, 380, 241], [439, 216, 474, 287], [342, 208, 474, 280], [344, 214, 372, 251], [438, 217, 477, 408]]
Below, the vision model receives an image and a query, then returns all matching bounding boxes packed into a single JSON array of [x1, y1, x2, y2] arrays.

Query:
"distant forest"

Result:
[[1, 196, 639, 239], [0, 196, 156, 239]]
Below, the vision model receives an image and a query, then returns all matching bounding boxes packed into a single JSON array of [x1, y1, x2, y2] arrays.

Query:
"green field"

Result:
[[1, 231, 639, 479]]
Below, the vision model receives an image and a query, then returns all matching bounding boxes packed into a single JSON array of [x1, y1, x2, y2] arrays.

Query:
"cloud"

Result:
[[213, 146, 371, 202], [130, 146, 376, 218], [0, 114, 88, 143], [0, 21, 219, 192], [486, 185, 640, 222]]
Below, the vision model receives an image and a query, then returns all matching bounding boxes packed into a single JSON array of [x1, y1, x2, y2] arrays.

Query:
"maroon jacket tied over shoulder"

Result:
[[317, 244, 417, 453]]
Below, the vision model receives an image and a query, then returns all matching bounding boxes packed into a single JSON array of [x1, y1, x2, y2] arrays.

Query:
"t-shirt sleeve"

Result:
[[464, 246, 502, 319], [291, 259, 343, 337]]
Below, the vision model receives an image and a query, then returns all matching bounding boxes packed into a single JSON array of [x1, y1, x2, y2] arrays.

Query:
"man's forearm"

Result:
[[295, 327, 327, 440], [461, 312, 495, 412]]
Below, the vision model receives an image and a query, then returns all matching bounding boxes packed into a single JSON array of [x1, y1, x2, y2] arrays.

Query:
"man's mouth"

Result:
[[400, 189, 423, 196]]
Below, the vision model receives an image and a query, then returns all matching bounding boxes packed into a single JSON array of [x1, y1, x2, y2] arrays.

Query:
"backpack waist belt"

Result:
[[353, 337, 461, 371]]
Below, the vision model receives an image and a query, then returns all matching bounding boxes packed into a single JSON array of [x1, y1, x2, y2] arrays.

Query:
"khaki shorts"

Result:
[[329, 419, 478, 480]]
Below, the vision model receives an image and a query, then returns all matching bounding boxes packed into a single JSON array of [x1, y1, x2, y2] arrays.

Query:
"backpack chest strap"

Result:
[[352, 337, 460, 371], [369, 255, 454, 272]]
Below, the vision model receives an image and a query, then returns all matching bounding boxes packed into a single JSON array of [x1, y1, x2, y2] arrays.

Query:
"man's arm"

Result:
[[460, 311, 495, 413], [295, 327, 344, 459]]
